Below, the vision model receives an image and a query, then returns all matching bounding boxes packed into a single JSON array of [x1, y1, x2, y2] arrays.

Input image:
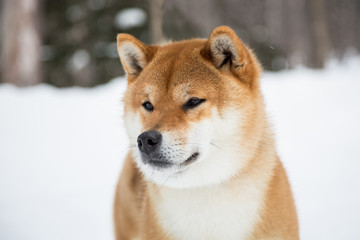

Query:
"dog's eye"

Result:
[[183, 98, 206, 110], [142, 101, 154, 112]]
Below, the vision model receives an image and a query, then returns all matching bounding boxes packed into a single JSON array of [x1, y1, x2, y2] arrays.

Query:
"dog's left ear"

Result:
[[117, 34, 157, 81], [201, 26, 260, 84]]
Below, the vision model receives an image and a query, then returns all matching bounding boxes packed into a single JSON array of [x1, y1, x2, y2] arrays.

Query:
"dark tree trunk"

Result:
[[1, 0, 42, 86], [149, 0, 165, 43], [310, 0, 331, 68]]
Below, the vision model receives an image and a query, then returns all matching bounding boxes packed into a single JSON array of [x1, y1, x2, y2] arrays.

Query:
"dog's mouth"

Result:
[[180, 152, 200, 167], [147, 159, 173, 168], [145, 152, 200, 169]]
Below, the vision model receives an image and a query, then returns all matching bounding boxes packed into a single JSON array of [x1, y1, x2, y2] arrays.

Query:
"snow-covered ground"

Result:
[[0, 57, 360, 240]]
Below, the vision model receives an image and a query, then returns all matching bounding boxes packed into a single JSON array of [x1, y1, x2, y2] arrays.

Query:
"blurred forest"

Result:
[[0, 0, 359, 87]]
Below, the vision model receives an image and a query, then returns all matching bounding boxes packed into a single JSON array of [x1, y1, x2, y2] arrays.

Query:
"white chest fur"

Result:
[[153, 178, 267, 240]]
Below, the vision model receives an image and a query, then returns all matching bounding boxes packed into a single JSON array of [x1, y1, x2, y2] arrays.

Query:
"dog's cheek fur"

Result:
[[124, 107, 141, 141], [186, 109, 246, 184], [150, 108, 244, 189]]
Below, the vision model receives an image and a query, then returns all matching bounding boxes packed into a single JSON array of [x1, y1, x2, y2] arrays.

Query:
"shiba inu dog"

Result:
[[113, 26, 299, 240]]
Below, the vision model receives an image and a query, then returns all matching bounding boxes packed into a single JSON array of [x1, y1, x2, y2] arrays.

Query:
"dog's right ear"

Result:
[[117, 34, 157, 80]]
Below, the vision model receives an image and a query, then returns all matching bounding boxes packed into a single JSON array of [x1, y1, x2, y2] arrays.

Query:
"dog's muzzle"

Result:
[[137, 131, 200, 169]]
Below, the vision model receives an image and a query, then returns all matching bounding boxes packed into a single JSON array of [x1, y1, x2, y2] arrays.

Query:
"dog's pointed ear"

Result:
[[117, 34, 156, 79], [201, 26, 260, 84]]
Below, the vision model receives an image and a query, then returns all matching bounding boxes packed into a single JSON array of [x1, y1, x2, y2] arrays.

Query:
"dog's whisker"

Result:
[[210, 142, 224, 151], [156, 175, 172, 194]]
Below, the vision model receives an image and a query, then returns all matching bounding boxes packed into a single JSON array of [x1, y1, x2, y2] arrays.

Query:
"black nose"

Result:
[[137, 131, 162, 154]]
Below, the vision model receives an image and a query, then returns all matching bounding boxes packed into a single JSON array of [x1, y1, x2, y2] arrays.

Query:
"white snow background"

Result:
[[0, 57, 360, 240]]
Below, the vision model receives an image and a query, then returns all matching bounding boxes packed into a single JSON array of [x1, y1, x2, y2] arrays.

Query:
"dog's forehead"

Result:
[[142, 82, 192, 102], [139, 43, 221, 99]]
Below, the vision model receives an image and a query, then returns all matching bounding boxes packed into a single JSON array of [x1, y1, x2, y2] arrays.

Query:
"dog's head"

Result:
[[117, 26, 264, 188]]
